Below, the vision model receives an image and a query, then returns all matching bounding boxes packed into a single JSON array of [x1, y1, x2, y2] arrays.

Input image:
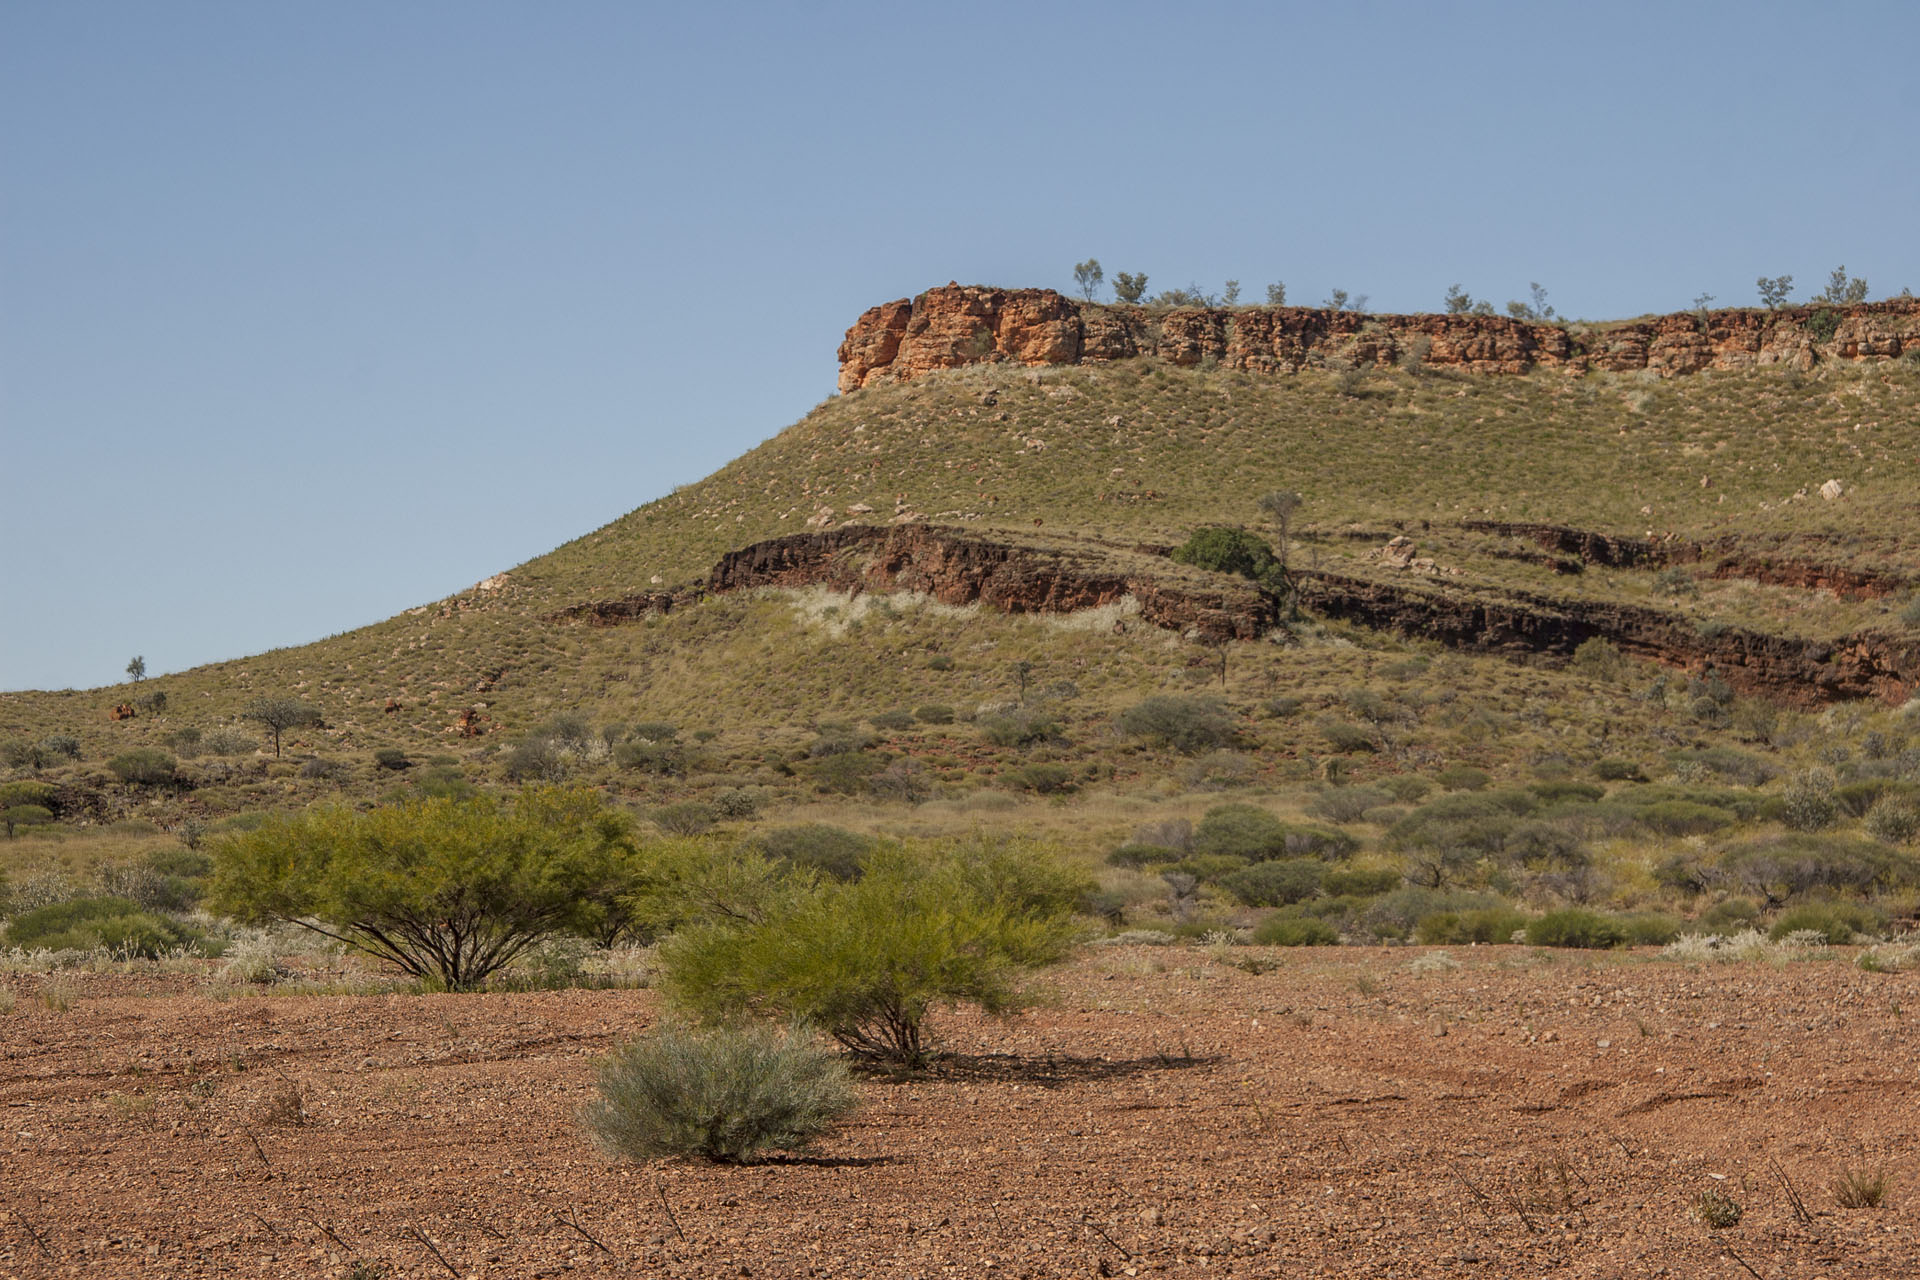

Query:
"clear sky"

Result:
[[5, 1, 1917, 692]]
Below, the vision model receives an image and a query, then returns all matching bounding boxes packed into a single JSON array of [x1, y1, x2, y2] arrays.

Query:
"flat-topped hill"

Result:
[[839, 284, 1920, 390]]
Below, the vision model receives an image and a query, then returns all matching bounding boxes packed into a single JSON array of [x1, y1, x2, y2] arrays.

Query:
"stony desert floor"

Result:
[[1, 945, 1914, 1279]]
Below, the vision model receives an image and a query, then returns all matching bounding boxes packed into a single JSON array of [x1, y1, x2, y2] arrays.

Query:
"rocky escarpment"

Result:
[[1463, 520, 1910, 600], [550, 525, 1277, 641], [549, 525, 1918, 705], [1292, 571, 1920, 707], [838, 284, 1920, 390]]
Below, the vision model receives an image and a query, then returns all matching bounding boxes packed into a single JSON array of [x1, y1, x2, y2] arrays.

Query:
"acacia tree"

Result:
[[210, 787, 643, 990], [1258, 490, 1304, 574], [126, 656, 146, 683], [1818, 265, 1869, 304], [660, 842, 1083, 1067], [1072, 258, 1103, 301], [243, 697, 322, 757], [1756, 275, 1794, 309], [1112, 271, 1148, 304]]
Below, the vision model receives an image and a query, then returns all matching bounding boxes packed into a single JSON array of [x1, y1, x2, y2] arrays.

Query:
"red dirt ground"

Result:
[[2, 945, 1914, 1278]]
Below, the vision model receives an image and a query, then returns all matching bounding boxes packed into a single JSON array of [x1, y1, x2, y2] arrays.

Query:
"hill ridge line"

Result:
[[838, 284, 1920, 390]]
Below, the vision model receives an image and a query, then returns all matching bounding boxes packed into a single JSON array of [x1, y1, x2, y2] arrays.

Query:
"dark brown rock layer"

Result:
[[549, 526, 1918, 706], [1292, 572, 1919, 707], [708, 524, 1277, 641]]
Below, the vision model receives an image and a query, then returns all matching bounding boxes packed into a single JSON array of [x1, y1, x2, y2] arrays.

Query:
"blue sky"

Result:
[[4, 1, 1917, 691]]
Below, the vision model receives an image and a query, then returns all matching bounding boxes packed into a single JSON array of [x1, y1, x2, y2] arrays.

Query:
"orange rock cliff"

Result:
[[836, 284, 1920, 392]]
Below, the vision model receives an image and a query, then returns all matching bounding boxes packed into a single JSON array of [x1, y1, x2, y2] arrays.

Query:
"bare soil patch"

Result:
[[2, 947, 1914, 1277]]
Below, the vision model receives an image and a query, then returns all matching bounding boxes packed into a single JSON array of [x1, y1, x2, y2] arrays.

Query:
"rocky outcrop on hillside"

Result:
[[837, 285, 1920, 390], [1292, 571, 1920, 707], [709, 524, 1276, 641], [550, 524, 1917, 705]]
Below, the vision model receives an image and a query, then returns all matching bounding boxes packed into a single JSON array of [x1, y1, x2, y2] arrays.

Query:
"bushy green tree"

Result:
[[659, 842, 1083, 1067], [1756, 275, 1794, 309], [107, 749, 180, 787], [1171, 526, 1279, 582], [1115, 695, 1237, 755], [210, 787, 641, 990], [1817, 265, 1868, 305], [1112, 271, 1148, 304]]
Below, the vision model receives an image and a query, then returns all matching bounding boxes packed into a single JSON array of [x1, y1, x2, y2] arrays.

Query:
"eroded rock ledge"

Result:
[[552, 524, 1919, 706], [549, 524, 1275, 641], [838, 285, 1920, 391]]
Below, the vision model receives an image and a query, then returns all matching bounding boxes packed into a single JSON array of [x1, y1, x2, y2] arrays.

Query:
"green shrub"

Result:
[[1835, 779, 1905, 820], [978, 709, 1062, 748], [1568, 637, 1628, 682], [1193, 804, 1286, 859], [914, 704, 955, 725], [1221, 859, 1324, 907], [1115, 696, 1236, 754], [373, 748, 412, 771], [298, 758, 350, 781], [1251, 915, 1339, 946], [653, 801, 718, 836], [755, 825, 875, 882], [1, 803, 53, 839], [1168, 854, 1252, 883], [1634, 800, 1735, 837], [1003, 763, 1076, 794], [1699, 898, 1761, 931], [1105, 843, 1180, 869], [3, 896, 204, 957], [615, 740, 688, 775], [502, 737, 572, 783], [1670, 747, 1776, 787], [1415, 906, 1529, 945], [1865, 798, 1920, 845], [1782, 770, 1840, 832], [1593, 757, 1647, 782], [1768, 903, 1884, 945], [1322, 867, 1401, 898], [1619, 913, 1684, 946], [1529, 781, 1605, 804], [1436, 765, 1491, 792], [660, 844, 1081, 1067], [210, 787, 640, 991], [582, 1023, 856, 1164], [1319, 720, 1378, 754], [1500, 820, 1589, 869], [1171, 527, 1278, 582], [1719, 834, 1919, 903], [870, 709, 915, 732], [107, 749, 180, 787], [1377, 774, 1434, 803], [1525, 909, 1627, 949]]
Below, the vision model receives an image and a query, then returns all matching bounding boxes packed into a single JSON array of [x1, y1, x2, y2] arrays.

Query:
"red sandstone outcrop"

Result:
[[837, 285, 1920, 390]]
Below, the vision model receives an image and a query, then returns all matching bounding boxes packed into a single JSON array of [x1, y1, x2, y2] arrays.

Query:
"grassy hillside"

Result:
[[5, 349, 1920, 949]]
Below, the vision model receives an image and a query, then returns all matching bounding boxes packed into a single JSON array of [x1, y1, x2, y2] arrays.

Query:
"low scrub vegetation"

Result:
[[582, 1022, 856, 1164]]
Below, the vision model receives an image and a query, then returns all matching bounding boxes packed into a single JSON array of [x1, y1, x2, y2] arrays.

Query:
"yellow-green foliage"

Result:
[[659, 838, 1087, 1066], [209, 786, 644, 990]]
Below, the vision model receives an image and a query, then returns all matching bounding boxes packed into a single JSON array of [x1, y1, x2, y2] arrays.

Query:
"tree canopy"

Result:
[[210, 787, 643, 990]]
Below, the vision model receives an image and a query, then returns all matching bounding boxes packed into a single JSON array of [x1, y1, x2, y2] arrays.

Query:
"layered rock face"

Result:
[[709, 524, 1277, 641], [837, 285, 1920, 390]]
